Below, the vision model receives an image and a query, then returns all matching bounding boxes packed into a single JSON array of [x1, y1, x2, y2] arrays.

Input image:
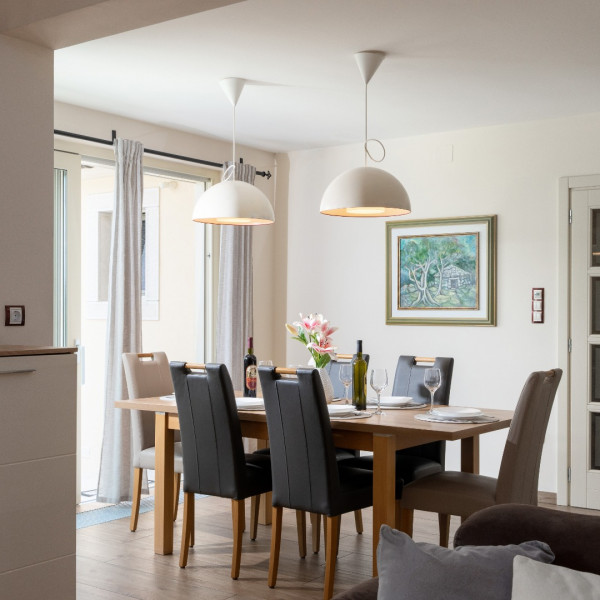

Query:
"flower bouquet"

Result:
[[285, 313, 337, 368]]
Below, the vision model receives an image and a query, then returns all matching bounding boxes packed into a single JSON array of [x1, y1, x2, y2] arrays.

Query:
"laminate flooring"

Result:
[[76, 493, 597, 600]]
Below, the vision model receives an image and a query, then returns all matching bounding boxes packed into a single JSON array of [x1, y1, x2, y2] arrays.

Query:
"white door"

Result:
[[54, 150, 82, 502], [569, 177, 600, 508]]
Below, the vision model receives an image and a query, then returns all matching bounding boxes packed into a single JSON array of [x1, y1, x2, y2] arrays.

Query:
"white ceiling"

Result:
[[54, 0, 600, 154]]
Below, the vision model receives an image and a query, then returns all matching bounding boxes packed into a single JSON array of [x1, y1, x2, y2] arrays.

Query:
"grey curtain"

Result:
[[215, 161, 256, 391], [97, 138, 144, 503]]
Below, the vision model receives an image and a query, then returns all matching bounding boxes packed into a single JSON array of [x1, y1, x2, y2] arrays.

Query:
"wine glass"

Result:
[[339, 364, 352, 403], [370, 368, 389, 416], [424, 368, 442, 415]]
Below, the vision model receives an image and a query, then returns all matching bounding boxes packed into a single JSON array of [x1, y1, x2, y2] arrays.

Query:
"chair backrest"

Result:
[[496, 369, 562, 504], [122, 352, 174, 459], [259, 366, 342, 515], [392, 355, 454, 405], [170, 362, 248, 499], [325, 354, 370, 398], [393, 355, 454, 465]]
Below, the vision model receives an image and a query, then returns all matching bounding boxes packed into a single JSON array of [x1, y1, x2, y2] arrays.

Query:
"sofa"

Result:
[[333, 504, 600, 600]]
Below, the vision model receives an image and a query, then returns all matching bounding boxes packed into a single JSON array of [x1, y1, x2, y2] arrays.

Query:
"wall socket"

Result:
[[5, 305, 25, 326]]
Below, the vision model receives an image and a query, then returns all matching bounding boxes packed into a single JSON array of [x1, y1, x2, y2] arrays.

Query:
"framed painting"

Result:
[[386, 215, 497, 326]]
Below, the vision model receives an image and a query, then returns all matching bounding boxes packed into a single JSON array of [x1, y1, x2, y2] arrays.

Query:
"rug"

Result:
[[76, 492, 204, 529]]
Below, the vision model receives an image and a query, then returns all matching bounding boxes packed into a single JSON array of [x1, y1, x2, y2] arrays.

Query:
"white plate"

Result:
[[236, 397, 264, 410], [327, 405, 357, 417], [431, 407, 482, 419], [376, 396, 413, 407], [160, 394, 175, 401]]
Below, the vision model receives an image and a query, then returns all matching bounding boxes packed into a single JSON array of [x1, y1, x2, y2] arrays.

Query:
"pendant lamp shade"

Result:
[[192, 179, 274, 225], [192, 77, 274, 226], [320, 166, 410, 217], [320, 51, 411, 218]]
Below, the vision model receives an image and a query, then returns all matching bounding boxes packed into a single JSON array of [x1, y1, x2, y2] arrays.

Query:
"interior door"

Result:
[[54, 150, 82, 502], [570, 179, 600, 508]]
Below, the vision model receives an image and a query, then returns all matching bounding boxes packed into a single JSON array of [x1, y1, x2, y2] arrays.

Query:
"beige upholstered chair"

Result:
[[397, 368, 562, 547], [122, 352, 184, 532]]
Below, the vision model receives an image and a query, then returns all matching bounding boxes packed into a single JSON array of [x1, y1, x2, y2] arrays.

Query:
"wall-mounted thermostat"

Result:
[[532, 289, 544, 323]]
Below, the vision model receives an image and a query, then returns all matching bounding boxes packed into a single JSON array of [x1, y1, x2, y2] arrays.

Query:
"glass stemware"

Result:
[[339, 364, 352, 403], [370, 368, 389, 415], [424, 368, 442, 415]]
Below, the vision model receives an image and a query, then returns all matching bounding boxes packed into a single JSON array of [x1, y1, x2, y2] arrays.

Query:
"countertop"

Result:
[[0, 345, 77, 357]]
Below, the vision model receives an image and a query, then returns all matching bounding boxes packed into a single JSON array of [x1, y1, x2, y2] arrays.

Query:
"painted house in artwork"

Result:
[[441, 264, 471, 290]]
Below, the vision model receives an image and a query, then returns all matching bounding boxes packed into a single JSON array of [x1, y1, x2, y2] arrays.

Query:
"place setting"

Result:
[[414, 367, 498, 423]]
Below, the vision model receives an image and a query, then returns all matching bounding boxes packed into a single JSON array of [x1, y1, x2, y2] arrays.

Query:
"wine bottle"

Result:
[[244, 336, 257, 397], [352, 339, 367, 410]]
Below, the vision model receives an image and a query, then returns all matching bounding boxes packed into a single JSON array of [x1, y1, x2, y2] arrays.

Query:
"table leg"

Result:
[[256, 439, 272, 525], [461, 435, 480, 474], [372, 433, 395, 576], [155, 412, 174, 555]]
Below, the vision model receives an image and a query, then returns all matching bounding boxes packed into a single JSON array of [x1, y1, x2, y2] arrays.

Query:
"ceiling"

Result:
[[52, 0, 600, 154]]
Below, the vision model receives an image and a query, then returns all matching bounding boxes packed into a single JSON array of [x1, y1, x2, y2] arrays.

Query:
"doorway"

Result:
[[560, 174, 600, 509], [54, 151, 213, 502]]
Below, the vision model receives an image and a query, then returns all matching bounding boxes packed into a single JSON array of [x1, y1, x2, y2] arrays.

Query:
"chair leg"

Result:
[[354, 509, 363, 534], [130, 467, 143, 532], [296, 510, 307, 558], [250, 495, 260, 541], [268, 506, 283, 588], [438, 514, 451, 548], [311, 512, 321, 554], [173, 472, 181, 521], [189, 494, 195, 547], [323, 515, 341, 600], [396, 504, 414, 537], [179, 492, 194, 568], [231, 499, 245, 580]]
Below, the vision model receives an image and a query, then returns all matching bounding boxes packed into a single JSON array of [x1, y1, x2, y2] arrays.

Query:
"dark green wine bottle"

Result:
[[352, 339, 367, 410]]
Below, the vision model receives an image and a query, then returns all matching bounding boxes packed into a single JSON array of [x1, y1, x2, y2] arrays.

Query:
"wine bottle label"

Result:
[[246, 365, 257, 390]]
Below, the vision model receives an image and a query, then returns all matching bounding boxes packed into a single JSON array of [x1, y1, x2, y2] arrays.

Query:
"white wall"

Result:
[[0, 35, 54, 345], [284, 112, 600, 493]]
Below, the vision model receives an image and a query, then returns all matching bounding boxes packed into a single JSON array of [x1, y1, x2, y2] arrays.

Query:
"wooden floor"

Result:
[[76, 493, 599, 600]]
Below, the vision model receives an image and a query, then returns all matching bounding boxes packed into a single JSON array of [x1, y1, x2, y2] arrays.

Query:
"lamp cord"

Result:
[[363, 79, 386, 165]]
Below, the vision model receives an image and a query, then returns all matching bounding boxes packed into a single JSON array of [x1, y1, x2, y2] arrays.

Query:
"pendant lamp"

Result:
[[192, 78, 274, 225], [320, 51, 411, 217]]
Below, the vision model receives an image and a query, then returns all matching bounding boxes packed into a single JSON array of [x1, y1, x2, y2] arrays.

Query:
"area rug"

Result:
[[76, 492, 205, 529]]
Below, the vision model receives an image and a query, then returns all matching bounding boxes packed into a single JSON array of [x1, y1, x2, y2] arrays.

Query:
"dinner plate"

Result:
[[431, 407, 483, 419], [235, 397, 264, 410], [376, 396, 413, 407], [160, 394, 175, 401], [327, 404, 357, 418]]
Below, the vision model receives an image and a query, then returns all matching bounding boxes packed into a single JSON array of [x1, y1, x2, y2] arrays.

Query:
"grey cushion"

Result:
[[512, 555, 600, 600], [377, 525, 554, 600], [138, 441, 183, 471]]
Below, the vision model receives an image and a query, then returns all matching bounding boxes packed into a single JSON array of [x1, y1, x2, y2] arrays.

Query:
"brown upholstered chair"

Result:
[[397, 368, 562, 547], [122, 352, 184, 532]]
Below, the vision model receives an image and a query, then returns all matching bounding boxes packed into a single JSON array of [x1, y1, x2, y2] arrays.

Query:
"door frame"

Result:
[[558, 174, 600, 506]]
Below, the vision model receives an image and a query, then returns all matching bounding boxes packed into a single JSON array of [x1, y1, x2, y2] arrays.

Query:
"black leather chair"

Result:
[[259, 366, 392, 600], [170, 362, 272, 579], [344, 356, 454, 516]]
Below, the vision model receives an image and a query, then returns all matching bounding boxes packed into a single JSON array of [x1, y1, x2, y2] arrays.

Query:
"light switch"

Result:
[[5, 305, 25, 326]]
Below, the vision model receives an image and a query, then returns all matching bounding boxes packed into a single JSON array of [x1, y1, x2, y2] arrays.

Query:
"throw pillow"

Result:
[[512, 555, 600, 599], [376, 525, 554, 600]]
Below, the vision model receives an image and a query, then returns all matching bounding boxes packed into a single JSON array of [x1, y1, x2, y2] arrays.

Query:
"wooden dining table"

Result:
[[115, 396, 512, 574]]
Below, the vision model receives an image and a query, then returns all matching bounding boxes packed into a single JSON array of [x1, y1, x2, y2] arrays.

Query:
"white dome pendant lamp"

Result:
[[320, 51, 411, 217], [192, 78, 274, 225]]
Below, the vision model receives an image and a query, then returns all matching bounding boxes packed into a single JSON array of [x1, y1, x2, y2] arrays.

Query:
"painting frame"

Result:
[[386, 215, 497, 326]]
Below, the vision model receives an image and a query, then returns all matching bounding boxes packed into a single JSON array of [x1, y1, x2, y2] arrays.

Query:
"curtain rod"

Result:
[[53, 128, 272, 179]]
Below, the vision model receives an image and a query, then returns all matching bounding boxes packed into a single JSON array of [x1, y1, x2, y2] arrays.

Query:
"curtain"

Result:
[[215, 161, 256, 391], [96, 139, 144, 503]]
